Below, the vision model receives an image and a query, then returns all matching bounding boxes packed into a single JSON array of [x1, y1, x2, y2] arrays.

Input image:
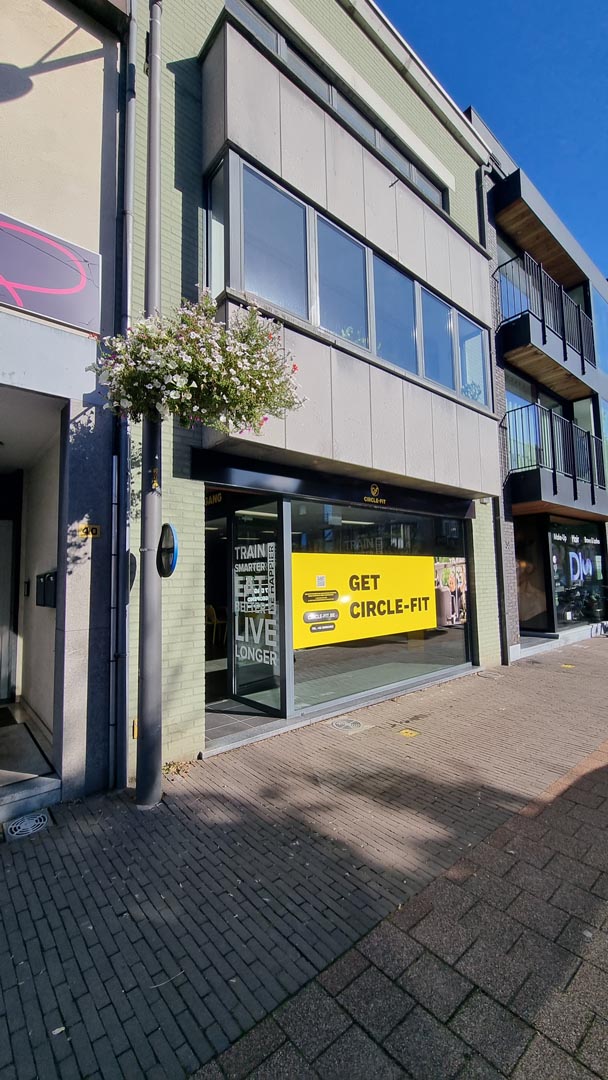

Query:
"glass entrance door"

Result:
[[231, 500, 282, 713]]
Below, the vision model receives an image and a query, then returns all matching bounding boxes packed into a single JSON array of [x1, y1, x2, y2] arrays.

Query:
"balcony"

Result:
[[505, 402, 608, 517], [496, 253, 596, 400]]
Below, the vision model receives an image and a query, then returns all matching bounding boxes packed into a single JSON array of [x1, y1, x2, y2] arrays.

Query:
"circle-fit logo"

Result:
[[364, 482, 386, 506]]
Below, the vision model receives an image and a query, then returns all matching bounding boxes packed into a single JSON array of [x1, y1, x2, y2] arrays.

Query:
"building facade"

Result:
[[466, 109, 608, 661], [125, 0, 504, 771], [0, 0, 127, 820]]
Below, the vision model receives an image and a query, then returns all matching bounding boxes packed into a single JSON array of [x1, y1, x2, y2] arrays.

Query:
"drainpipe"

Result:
[[136, 0, 163, 809], [112, 0, 138, 790]]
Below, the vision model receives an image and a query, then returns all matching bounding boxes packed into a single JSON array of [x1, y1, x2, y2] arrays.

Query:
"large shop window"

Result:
[[373, 255, 417, 372], [291, 501, 469, 709], [243, 167, 308, 318], [422, 290, 455, 390], [318, 219, 368, 348], [551, 522, 607, 627]]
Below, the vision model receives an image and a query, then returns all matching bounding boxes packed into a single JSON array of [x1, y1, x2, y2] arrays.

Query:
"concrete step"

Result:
[[0, 775, 61, 823]]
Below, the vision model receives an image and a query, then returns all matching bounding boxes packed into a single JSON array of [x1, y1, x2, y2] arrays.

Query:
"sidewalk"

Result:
[[1, 638, 608, 1079]]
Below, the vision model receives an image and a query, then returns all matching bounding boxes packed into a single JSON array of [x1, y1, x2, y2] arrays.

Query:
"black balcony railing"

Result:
[[496, 253, 596, 368], [506, 403, 606, 498]]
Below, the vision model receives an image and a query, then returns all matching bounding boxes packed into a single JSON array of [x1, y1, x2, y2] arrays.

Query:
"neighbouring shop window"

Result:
[[243, 167, 308, 318], [291, 500, 468, 709], [318, 218, 368, 348], [515, 519, 550, 631], [373, 255, 417, 373], [208, 164, 225, 298], [458, 313, 488, 405], [233, 502, 282, 710], [422, 290, 455, 390], [551, 522, 607, 627]]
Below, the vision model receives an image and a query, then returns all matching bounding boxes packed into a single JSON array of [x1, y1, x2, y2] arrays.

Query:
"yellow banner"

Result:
[[292, 552, 436, 649]]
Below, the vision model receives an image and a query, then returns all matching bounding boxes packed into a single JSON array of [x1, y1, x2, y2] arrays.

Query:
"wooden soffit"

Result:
[[495, 200, 585, 288], [511, 501, 608, 523], [503, 343, 592, 401]]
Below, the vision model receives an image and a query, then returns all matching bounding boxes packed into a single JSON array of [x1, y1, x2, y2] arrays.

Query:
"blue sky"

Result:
[[379, 0, 608, 276]]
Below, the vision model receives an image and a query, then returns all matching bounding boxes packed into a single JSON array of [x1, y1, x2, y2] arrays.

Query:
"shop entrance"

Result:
[[204, 490, 284, 744]]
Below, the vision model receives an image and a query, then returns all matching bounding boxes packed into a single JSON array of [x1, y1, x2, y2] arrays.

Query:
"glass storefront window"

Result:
[[317, 218, 368, 348], [421, 290, 455, 390], [373, 255, 417, 373], [551, 521, 607, 627], [291, 501, 469, 709], [243, 167, 308, 318]]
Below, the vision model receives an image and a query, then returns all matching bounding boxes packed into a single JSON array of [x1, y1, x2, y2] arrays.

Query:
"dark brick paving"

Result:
[[1, 638, 608, 1078]]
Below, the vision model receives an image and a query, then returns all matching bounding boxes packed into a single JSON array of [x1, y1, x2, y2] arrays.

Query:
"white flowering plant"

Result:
[[92, 292, 302, 433]]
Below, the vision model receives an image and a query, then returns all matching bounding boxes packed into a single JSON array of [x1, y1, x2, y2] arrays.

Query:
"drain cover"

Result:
[[5, 809, 50, 842], [331, 717, 363, 733]]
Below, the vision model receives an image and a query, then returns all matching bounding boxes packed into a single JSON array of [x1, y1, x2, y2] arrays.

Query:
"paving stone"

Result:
[[468, 843, 517, 877], [557, 918, 608, 970], [551, 881, 606, 927], [459, 901, 523, 951], [316, 950, 369, 996], [511, 1034, 596, 1079], [338, 966, 414, 1040], [411, 913, 477, 966], [462, 868, 521, 911], [542, 829, 593, 862], [191, 1061, 224, 1079], [508, 930, 580, 989], [316, 1024, 404, 1079], [456, 938, 529, 1005], [456, 1056, 503, 1080], [450, 991, 533, 1073], [248, 1042, 318, 1079], [507, 892, 571, 940], [578, 1015, 608, 1078], [592, 873, 608, 900], [501, 834, 554, 869], [510, 974, 594, 1053], [583, 845, 608, 872], [545, 853, 600, 891], [400, 952, 473, 1022], [568, 961, 608, 1019], [357, 923, 423, 979], [275, 983, 351, 1061], [504, 860, 560, 901], [384, 1004, 469, 1079], [216, 1017, 285, 1080]]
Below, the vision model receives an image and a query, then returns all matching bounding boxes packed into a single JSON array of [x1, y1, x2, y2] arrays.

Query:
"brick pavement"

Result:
[[1, 638, 607, 1079]]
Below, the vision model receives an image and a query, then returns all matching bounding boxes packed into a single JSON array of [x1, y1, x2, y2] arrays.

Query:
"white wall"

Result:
[[18, 434, 61, 730]]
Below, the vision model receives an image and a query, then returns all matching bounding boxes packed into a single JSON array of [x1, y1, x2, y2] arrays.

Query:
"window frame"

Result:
[[316, 213, 370, 350]]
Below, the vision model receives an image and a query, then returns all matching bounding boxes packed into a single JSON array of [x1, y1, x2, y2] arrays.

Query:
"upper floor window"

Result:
[[318, 219, 368, 348], [458, 314, 488, 406], [222, 158, 490, 412], [373, 255, 417, 373], [243, 166, 308, 318], [421, 290, 455, 391]]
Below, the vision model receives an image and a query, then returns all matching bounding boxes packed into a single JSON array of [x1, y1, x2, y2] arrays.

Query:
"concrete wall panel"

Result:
[[363, 151, 398, 258], [226, 26, 281, 174], [331, 348, 372, 466], [370, 365, 405, 475], [456, 407, 482, 492], [202, 29, 226, 172], [449, 230, 474, 314], [470, 247, 493, 327], [325, 116, 365, 235], [285, 330, 333, 459], [432, 394, 460, 489], [423, 209, 451, 299], [396, 182, 427, 281], [280, 77, 327, 207], [403, 380, 434, 483]]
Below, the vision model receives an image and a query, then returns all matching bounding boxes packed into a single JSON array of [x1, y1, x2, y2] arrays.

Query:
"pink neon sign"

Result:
[[0, 212, 100, 334]]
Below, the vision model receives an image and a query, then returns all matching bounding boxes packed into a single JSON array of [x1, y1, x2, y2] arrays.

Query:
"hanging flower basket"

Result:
[[91, 292, 302, 433]]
